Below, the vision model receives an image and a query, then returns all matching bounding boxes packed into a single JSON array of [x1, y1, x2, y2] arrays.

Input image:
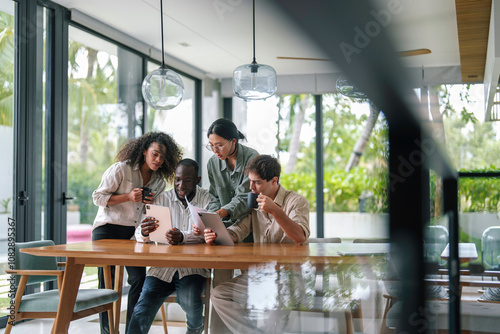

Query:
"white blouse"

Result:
[[92, 161, 166, 231]]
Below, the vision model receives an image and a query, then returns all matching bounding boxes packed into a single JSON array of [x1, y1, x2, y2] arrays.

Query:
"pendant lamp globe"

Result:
[[233, 0, 277, 101], [335, 73, 367, 100], [142, 0, 184, 110]]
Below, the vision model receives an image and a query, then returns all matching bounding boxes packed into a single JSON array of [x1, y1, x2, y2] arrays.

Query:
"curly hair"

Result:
[[116, 132, 182, 183]]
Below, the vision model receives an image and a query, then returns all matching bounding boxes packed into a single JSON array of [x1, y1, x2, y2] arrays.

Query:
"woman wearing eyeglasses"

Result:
[[205, 118, 258, 334], [206, 118, 258, 223]]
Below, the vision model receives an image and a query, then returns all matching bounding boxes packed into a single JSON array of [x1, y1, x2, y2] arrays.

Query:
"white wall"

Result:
[[309, 212, 389, 241], [0, 125, 13, 214]]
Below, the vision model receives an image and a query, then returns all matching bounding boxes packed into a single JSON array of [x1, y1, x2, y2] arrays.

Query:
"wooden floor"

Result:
[[0, 316, 186, 334]]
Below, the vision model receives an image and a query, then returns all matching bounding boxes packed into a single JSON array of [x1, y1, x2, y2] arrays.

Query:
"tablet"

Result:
[[145, 204, 173, 244], [198, 212, 234, 246]]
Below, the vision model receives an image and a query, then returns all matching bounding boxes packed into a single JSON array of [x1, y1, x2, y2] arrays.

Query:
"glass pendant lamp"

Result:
[[142, 0, 184, 110], [233, 0, 277, 101], [335, 73, 367, 99]]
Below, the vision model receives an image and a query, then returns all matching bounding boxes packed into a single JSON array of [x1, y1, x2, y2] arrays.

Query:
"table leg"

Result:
[[52, 257, 84, 333], [113, 265, 124, 333], [103, 266, 116, 334]]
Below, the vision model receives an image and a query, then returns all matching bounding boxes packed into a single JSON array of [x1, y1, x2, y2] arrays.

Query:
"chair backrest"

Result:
[[14, 240, 59, 286], [424, 225, 449, 265], [424, 225, 449, 244], [309, 237, 341, 243], [482, 226, 500, 269]]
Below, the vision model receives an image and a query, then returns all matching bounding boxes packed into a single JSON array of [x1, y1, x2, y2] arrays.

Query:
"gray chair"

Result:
[[482, 226, 500, 269], [5, 240, 119, 334], [424, 225, 449, 266]]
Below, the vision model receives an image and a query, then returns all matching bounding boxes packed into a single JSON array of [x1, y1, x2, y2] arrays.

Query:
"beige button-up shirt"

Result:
[[228, 185, 310, 243]]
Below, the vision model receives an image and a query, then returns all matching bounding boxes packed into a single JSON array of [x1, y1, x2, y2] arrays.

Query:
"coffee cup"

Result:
[[141, 187, 152, 202], [247, 192, 259, 209]]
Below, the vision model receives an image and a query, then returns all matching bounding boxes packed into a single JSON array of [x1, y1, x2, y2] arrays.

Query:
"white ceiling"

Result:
[[51, 0, 461, 80]]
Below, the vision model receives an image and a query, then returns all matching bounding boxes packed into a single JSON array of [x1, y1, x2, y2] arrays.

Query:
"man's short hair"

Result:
[[177, 158, 200, 176], [245, 155, 281, 181]]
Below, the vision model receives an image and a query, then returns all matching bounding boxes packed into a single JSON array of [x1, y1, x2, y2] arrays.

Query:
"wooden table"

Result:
[[440, 243, 478, 263], [21, 239, 390, 333]]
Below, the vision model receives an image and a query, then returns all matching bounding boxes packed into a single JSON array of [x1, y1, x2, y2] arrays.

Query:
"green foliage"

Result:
[[0, 12, 14, 126], [440, 84, 500, 170], [277, 94, 311, 153], [281, 166, 388, 213], [0, 197, 10, 213], [66, 40, 123, 224], [67, 163, 103, 225], [278, 93, 389, 213], [458, 167, 500, 212]]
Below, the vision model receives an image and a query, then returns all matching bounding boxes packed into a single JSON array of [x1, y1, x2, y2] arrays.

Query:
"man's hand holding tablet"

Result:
[[198, 212, 235, 246]]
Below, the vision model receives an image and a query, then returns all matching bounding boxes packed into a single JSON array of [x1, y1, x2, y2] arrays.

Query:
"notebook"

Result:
[[145, 204, 173, 244]]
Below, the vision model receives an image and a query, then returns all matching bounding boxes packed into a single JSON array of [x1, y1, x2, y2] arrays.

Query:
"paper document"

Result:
[[186, 197, 207, 230]]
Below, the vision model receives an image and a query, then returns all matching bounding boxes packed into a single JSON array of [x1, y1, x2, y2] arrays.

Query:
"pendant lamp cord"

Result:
[[252, 0, 256, 64], [160, 0, 165, 66]]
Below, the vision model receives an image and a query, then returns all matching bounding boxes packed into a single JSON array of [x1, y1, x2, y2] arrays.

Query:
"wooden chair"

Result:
[[5, 240, 119, 334], [159, 274, 212, 334]]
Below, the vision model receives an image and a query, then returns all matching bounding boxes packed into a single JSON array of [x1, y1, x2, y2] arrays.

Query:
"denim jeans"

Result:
[[92, 224, 146, 334], [127, 273, 206, 334]]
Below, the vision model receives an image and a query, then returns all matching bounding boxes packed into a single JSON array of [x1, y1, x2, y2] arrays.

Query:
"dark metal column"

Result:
[[223, 97, 232, 120], [443, 177, 460, 333], [194, 79, 203, 165], [388, 126, 425, 333], [315, 95, 324, 238], [14, 0, 39, 242], [45, 3, 70, 245]]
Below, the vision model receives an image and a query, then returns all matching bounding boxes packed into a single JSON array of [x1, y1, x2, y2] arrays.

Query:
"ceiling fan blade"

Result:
[[397, 48, 431, 57], [277, 56, 330, 61]]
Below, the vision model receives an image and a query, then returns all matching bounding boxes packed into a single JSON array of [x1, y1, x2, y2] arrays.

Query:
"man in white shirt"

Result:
[[127, 159, 210, 334]]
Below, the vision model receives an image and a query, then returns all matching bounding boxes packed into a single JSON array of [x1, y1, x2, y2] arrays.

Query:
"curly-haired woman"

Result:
[[91, 131, 181, 334]]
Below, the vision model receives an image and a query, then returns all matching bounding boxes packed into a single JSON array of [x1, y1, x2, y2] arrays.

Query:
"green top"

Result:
[[207, 143, 259, 222]]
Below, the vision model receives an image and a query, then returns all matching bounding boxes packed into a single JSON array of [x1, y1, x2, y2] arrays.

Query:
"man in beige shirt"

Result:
[[203, 155, 310, 333]]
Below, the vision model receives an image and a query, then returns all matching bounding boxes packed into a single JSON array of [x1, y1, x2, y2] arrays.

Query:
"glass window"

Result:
[[431, 83, 500, 267], [243, 94, 389, 239], [67, 27, 147, 246], [321, 95, 389, 241], [441, 84, 500, 170], [67, 27, 151, 288], [67, 26, 123, 244], [274, 94, 317, 231]]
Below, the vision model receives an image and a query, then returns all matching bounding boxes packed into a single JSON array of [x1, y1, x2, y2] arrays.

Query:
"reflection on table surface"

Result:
[[224, 256, 391, 333]]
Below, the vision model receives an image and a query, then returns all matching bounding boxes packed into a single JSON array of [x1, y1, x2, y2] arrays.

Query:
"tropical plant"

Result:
[[67, 40, 123, 224], [278, 93, 389, 213], [0, 12, 14, 126], [458, 167, 500, 212]]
